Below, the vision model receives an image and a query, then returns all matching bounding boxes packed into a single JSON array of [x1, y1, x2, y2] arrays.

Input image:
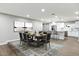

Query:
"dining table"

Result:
[[23, 31, 48, 47]]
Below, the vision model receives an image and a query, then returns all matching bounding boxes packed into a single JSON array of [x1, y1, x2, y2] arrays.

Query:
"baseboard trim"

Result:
[[0, 39, 19, 45]]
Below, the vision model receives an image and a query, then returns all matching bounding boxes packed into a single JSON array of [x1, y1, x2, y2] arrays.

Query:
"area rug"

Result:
[[8, 40, 64, 56]]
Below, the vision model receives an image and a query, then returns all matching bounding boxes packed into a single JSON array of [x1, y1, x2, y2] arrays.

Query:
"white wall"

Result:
[[0, 14, 18, 43], [0, 14, 43, 43]]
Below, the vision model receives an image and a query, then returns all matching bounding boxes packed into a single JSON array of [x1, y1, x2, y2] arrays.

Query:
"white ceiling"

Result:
[[0, 3, 79, 22]]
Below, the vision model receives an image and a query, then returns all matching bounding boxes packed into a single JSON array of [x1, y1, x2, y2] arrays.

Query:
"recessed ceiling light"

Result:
[[41, 9, 45, 12], [26, 14, 30, 17], [75, 11, 79, 15]]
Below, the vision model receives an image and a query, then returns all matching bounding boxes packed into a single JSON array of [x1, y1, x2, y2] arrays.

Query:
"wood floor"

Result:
[[0, 44, 17, 56], [51, 37, 79, 56], [0, 37, 79, 56]]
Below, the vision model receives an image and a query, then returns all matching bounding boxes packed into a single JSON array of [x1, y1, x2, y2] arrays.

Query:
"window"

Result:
[[14, 21, 24, 32], [15, 21, 24, 27], [14, 21, 32, 32], [25, 23, 32, 27], [25, 23, 32, 31]]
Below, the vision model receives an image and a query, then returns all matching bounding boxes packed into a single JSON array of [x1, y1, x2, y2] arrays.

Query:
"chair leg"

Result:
[[49, 42, 50, 48], [20, 40, 21, 45], [20, 40, 23, 45], [44, 43, 47, 50]]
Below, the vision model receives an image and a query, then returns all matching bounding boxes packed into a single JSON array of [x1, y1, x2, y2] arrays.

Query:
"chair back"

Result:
[[39, 31, 42, 34], [25, 31, 28, 33], [19, 32, 24, 41], [47, 33, 51, 41], [27, 34, 33, 41], [23, 33, 28, 41], [43, 32, 47, 34]]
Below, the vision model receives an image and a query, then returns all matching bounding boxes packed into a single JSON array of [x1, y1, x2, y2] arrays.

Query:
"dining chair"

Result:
[[43, 31, 47, 34], [19, 32, 24, 45], [26, 34, 37, 46], [23, 33, 28, 42], [39, 31, 42, 34], [25, 31, 28, 33], [47, 33, 51, 46], [35, 35, 44, 47], [42, 33, 51, 50]]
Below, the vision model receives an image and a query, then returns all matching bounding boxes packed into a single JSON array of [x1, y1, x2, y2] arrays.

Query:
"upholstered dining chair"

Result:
[[43, 31, 47, 34], [19, 32, 24, 45], [47, 33, 51, 46], [23, 33, 28, 42], [42, 33, 51, 50]]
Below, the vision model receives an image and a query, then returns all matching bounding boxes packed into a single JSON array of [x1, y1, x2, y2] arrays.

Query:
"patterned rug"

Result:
[[9, 40, 64, 56]]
